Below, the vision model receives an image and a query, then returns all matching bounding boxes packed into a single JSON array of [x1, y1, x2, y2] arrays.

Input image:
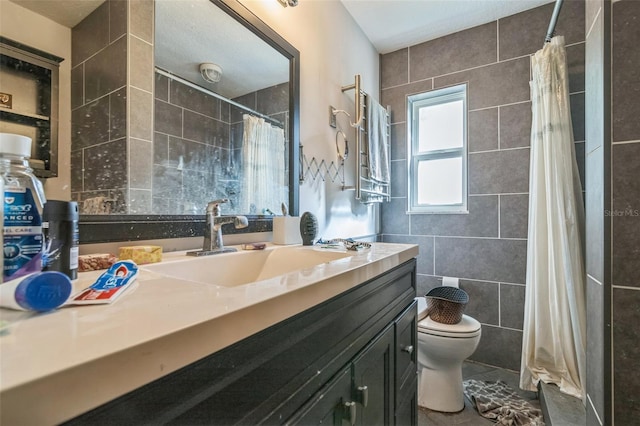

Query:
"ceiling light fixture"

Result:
[[277, 0, 298, 7], [199, 63, 222, 83]]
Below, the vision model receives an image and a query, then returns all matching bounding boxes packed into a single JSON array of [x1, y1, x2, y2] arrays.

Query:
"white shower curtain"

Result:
[[240, 114, 286, 214], [520, 36, 587, 401]]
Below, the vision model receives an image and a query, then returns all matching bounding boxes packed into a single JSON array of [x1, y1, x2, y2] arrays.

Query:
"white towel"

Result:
[[366, 95, 390, 183]]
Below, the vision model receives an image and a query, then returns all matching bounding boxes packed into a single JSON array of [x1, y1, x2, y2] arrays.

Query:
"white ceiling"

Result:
[[340, 0, 554, 54], [8, 0, 557, 94], [10, 0, 557, 55], [8, 0, 288, 99], [8, 0, 103, 28]]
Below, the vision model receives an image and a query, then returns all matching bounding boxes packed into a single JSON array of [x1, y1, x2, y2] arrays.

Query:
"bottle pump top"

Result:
[[0, 133, 32, 157]]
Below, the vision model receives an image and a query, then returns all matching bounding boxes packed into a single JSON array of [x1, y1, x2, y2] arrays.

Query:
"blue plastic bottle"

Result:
[[1, 133, 46, 283], [1, 175, 3, 279]]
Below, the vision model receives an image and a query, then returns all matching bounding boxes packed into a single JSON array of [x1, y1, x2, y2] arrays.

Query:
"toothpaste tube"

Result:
[[0, 271, 72, 311], [68, 260, 138, 305]]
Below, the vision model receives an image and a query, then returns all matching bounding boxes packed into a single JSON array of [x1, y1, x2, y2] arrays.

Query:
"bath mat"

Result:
[[463, 379, 545, 426]]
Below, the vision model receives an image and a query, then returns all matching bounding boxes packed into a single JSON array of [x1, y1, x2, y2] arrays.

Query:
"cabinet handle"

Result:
[[402, 345, 414, 355], [343, 401, 357, 425], [357, 385, 369, 407]]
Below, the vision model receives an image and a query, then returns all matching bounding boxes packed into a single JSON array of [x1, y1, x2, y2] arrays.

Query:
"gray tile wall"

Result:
[[71, 0, 128, 213], [127, 0, 154, 214], [586, 1, 640, 424], [585, 0, 608, 421], [610, 1, 640, 423], [71, 0, 155, 214], [380, 0, 585, 371]]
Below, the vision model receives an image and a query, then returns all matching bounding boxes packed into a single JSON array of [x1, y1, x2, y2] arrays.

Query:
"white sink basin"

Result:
[[141, 246, 354, 287]]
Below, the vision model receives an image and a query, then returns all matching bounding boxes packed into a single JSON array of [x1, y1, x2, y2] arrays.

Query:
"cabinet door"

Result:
[[288, 367, 356, 426], [395, 301, 417, 425], [352, 324, 395, 426], [395, 376, 417, 426], [395, 301, 417, 396]]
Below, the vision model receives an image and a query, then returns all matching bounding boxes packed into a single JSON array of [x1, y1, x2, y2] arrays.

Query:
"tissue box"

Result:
[[118, 245, 163, 265], [272, 217, 302, 245]]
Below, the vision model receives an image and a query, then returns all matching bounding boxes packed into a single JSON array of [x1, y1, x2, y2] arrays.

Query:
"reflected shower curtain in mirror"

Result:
[[240, 114, 286, 214], [520, 36, 586, 400]]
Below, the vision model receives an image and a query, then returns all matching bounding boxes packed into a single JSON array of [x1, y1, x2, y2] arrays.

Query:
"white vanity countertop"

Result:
[[0, 242, 418, 425]]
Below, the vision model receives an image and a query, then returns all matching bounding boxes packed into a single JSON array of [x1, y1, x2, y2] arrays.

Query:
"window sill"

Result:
[[406, 210, 469, 215]]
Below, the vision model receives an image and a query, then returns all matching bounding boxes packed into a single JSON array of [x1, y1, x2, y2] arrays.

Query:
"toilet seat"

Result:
[[415, 296, 481, 338], [418, 315, 481, 338]]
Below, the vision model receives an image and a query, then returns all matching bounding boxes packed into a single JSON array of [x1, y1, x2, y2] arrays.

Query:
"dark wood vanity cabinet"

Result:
[[291, 301, 418, 426], [65, 259, 417, 426]]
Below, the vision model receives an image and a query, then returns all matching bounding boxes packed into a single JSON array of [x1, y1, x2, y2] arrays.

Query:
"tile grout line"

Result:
[[71, 86, 127, 112], [498, 195, 501, 239], [498, 282, 502, 327], [587, 393, 604, 426], [470, 99, 529, 113], [612, 285, 640, 291], [130, 85, 153, 96], [587, 273, 604, 286], [586, 6, 602, 41], [432, 236, 436, 276], [470, 146, 529, 154], [415, 273, 526, 287], [383, 36, 586, 93], [382, 54, 529, 92], [130, 33, 152, 47], [497, 105, 501, 149], [481, 323, 524, 333], [496, 20, 500, 63], [384, 234, 527, 242], [612, 139, 640, 145], [407, 46, 411, 84]]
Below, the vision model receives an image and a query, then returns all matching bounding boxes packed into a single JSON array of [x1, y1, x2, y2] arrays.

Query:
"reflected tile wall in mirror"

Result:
[[70, 0, 292, 216], [153, 73, 289, 215]]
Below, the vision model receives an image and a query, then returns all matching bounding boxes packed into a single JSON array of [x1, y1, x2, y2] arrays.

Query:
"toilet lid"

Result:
[[418, 314, 481, 338]]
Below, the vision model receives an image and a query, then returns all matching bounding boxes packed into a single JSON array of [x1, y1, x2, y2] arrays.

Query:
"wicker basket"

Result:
[[424, 286, 469, 325]]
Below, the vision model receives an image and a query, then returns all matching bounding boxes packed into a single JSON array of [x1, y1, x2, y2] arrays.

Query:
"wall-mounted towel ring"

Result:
[[336, 130, 349, 164]]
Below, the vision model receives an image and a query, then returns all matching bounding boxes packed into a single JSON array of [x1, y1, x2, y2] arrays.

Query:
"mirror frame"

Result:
[[78, 0, 300, 244]]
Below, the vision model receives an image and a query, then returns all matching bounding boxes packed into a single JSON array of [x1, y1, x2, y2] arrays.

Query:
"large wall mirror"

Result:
[[68, 0, 299, 243]]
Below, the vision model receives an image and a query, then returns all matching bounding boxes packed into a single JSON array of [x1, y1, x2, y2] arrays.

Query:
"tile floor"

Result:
[[418, 360, 540, 426]]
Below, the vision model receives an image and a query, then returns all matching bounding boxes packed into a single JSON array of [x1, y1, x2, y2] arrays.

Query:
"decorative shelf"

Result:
[[0, 109, 50, 122], [0, 36, 63, 178]]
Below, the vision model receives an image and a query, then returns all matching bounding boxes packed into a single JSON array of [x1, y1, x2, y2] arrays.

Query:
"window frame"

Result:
[[407, 83, 468, 214]]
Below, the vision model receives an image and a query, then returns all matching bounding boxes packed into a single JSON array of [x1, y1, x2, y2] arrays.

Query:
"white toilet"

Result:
[[416, 296, 482, 412]]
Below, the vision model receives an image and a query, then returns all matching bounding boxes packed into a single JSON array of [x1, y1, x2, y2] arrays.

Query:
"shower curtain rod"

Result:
[[155, 67, 283, 127], [545, 0, 565, 43]]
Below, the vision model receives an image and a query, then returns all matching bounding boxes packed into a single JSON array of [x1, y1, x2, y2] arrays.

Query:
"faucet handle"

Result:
[[206, 199, 229, 215]]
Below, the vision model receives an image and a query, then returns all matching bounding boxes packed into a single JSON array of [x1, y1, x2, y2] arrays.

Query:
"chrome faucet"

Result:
[[187, 199, 248, 256]]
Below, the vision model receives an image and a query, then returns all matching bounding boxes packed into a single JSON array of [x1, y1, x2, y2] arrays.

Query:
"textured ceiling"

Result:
[[154, 0, 288, 99], [10, 0, 556, 55], [8, 0, 288, 99], [340, 0, 554, 54], [8, 0, 558, 93], [8, 0, 103, 28]]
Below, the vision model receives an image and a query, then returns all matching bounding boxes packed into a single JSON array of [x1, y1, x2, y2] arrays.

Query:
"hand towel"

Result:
[[366, 95, 390, 183]]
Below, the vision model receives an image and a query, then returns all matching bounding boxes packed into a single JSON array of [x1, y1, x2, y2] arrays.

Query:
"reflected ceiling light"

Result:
[[199, 63, 222, 83], [277, 0, 298, 7]]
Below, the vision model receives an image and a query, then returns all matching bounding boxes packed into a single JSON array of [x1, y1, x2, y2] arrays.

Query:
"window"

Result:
[[407, 84, 468, 213]]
